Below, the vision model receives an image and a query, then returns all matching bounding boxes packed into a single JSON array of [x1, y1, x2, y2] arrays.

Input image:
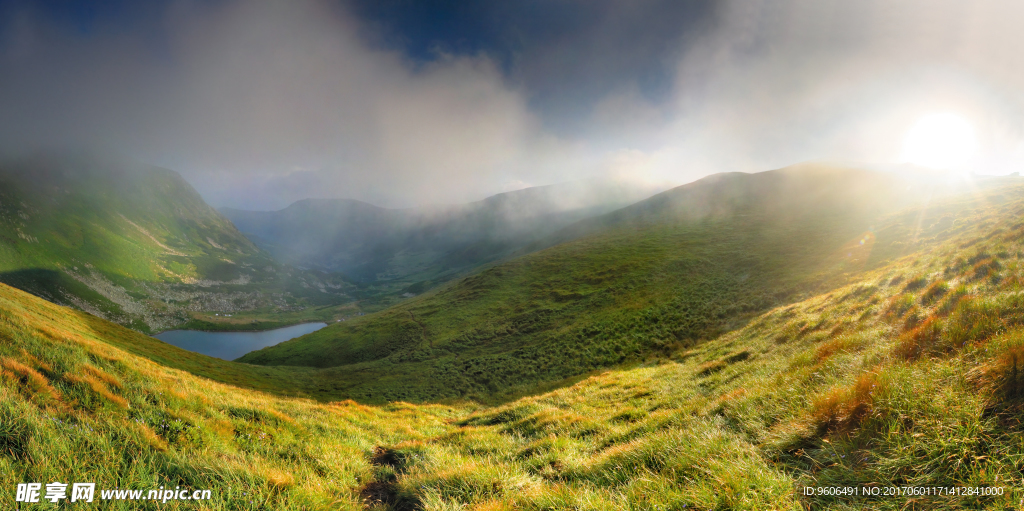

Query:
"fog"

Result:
[[0, 0, 1022, 210]]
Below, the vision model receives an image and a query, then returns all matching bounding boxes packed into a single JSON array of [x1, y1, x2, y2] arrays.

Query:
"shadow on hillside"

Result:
[[0, 268, 81, 304], [0, 268, 153, 332]]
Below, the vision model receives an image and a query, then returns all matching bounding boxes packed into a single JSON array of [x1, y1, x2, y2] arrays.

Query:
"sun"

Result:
[[900, 113, 977, 170]]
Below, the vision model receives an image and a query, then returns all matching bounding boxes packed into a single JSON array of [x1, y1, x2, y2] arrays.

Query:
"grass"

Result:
[[0, 282, 467, 510], [356, 179, 1024, 510], [5, 168, 1024, 509]]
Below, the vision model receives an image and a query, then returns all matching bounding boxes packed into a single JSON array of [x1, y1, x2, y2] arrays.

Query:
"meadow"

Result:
[[4, 169, 1024, 509]]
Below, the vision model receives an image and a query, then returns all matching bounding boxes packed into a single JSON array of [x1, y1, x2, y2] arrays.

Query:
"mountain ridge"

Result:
[[0, 151, 354, 332], [221, 178, 665, 285]]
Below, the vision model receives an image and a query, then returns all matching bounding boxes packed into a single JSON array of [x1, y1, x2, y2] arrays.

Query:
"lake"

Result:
[[153, 322, 328, 361]]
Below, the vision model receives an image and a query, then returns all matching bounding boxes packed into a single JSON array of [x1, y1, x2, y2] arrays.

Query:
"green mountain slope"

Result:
[[237, 164, 976, 401], [221, 178, 660, 286], [0, 152, 352, 332], [4, 170, 1024, 509]]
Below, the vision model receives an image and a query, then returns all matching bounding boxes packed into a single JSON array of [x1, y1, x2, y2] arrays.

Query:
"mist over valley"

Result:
[[222, 177, 665, 284]]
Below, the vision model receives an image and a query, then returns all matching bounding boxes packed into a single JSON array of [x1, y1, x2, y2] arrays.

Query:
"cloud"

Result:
[[170, 0, 606, 209], [1, 0, 1023, 210], [649, 0, 1024, 175], [0, 0, 594, 209]]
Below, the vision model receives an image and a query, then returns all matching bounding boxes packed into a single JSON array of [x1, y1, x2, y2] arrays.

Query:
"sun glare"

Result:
[[901, 113, 977, 170]]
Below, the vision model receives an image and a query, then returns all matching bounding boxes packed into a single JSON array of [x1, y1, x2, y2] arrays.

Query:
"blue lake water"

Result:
[[153, 322, 328, 361]]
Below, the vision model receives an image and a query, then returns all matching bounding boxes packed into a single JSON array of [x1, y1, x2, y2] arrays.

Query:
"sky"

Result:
[[1, 0, 1023, 210]]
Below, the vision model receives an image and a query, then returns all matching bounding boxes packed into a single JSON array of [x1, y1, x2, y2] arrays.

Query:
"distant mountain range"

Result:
[[221, 178, 665, 286]]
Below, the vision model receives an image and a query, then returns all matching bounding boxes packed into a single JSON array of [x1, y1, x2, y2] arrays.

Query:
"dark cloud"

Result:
[[350, 0, 716, 131]]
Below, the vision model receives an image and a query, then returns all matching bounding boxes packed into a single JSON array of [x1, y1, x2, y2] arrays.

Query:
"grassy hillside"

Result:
[[238, 165, 965, 401], [0, 281, 463, 510], [4, 170, 1024, 509], [222, 178, 660, 286], [0, 151, 355, 332]]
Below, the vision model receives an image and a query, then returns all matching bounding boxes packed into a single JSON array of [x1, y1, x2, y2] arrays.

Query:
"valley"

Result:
[[236, 164, 980, 402], [2, 165, 1024, 509]]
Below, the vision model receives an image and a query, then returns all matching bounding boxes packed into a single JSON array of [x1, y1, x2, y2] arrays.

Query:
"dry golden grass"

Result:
[[1, 356, 61, 404], [18, 348, 52, 372], [82, 363, 123, 389], [65, 372, 130, 408], [471, 500, 517, 511], [981, 343, 1024, 402], [135, 423, 169, 452], [719, 387, 747, 403], [264, 468, 296, 488], [894, 315, 945, 360], [812, 371, 885, 433]]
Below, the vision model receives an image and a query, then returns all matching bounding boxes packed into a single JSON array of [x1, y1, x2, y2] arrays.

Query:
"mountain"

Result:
[[221, 178, 662, 285], [237, 163, 977, 401], [3, 166, 1023, 509], [0, 151, 353, 332]]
